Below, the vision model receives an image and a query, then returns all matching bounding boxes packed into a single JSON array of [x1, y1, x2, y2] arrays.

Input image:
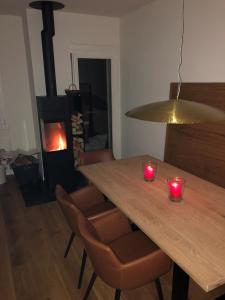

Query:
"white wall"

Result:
[[121, 0, 225, 160], [27, 9, 121, 157], [0, 15, 36, 151]]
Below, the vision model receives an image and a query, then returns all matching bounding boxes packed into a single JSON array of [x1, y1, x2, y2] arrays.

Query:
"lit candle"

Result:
[[144, 161, 156, 181], [167, 177, 183, 202]]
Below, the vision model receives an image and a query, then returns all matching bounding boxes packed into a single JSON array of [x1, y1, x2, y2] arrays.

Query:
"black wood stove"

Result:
[[30, 1, 84, 199]]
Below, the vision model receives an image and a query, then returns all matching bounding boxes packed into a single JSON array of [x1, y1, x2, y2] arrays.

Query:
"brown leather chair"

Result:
[[78, 208, 172, 300], [78, 149, 140, 232], [77, 149, 115, 166], [56, 184, 115, 289]]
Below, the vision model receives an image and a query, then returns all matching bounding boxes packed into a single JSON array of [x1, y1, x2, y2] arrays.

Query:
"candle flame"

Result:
[[172, 182, 178, 188], [147, 166, 153, 171]]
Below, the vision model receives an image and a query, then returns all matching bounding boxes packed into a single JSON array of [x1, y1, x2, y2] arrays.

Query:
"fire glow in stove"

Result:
[[41, 121, 67, 152]]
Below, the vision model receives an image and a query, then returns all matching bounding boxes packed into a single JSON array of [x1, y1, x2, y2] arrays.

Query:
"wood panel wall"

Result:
[[164, 83, 225, 188]]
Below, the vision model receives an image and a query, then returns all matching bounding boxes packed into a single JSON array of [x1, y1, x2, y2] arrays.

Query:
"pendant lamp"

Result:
[[125, 0, 225, 124]]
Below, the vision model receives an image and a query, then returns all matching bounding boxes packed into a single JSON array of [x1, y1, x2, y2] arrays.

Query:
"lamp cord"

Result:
[[176, 0, 185, 100]]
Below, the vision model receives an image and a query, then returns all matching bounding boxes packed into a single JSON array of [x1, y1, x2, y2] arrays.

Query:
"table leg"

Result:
[[171, 263, 190, 300]]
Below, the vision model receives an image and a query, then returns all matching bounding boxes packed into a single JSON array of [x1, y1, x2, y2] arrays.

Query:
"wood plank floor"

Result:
[[1, 177, 225, 300]]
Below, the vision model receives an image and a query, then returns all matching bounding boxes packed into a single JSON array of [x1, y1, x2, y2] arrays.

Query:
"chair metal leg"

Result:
[[83, 272, 97, 300], [77, 249, 87, 289], [155, 278, 164, 300], [64, 232, 75, 258], [114, 289, 121, 300]]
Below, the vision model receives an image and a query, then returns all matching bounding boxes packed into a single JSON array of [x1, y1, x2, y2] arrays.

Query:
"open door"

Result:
[[77, 58, 112, 152]]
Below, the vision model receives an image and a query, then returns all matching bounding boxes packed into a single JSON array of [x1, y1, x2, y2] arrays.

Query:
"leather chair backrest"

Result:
[[78, 213, 122, 288], [56, 184, 81, 235], [78, 149, 115, 166]]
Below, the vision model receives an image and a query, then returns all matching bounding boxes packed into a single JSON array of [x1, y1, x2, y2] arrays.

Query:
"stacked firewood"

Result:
[[71, 113, 84, 165], [71, 113, 83, 135]]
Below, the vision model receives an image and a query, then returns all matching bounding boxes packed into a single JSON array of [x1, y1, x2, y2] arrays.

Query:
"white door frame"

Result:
[[69, 44, 121, 158], [0, 71, 11, 150]]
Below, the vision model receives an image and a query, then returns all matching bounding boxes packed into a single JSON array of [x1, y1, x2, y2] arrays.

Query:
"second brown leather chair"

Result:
[[56, 184, 115, 289], [77, 148, 115, 166], [78, 208, 172, 300]]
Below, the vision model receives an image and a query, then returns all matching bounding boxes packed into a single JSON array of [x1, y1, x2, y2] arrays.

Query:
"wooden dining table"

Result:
[[79, 154, 225, 300]]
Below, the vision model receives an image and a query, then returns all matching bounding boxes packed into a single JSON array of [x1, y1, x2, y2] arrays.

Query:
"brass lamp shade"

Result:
[[125, 99, 225, 124]]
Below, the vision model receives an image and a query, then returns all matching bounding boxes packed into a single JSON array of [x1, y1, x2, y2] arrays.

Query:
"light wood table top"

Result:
[[79, 155, 225, 293]]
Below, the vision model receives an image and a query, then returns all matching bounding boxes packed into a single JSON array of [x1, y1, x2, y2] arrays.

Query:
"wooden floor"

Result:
[[1, 178, 225, 300]]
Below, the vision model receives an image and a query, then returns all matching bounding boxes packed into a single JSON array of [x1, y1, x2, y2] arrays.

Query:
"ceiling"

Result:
[[0, 0, 153, 17]]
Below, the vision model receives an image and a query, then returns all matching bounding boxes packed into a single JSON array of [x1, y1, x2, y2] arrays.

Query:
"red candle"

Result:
[[168, 177, 183, 201], [144, 162, 156, 181]]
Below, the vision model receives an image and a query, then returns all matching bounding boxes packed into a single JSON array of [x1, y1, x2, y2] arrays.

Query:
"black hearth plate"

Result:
[[19, 180, 51, 207], [19, 171, 87, 207]]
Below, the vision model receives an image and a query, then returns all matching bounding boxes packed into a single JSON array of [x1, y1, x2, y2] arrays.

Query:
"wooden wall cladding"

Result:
[[164, 83, 225, 188]]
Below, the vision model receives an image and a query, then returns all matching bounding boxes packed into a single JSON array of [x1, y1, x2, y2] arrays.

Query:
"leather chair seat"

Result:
[[109, 230, 158, 263], [84, 202, 115, 218], [109, 230, 171, 290], [69, 186, 115, 221]]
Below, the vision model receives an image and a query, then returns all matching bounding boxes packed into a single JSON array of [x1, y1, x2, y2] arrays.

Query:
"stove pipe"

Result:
[[29, 1, 64, 97]]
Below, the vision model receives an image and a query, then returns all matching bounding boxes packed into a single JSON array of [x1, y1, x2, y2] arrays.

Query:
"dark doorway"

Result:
[[78, 58, 112, 152]]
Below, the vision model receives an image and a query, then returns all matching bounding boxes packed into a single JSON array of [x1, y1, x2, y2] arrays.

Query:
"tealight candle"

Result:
[[167, 177, 184, 202], [143, 161, 156, 181]]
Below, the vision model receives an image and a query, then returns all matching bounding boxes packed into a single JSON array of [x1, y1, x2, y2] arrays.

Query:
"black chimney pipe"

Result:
[[29, 1, 64, 96]]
